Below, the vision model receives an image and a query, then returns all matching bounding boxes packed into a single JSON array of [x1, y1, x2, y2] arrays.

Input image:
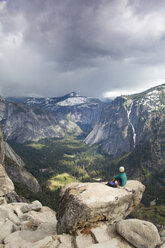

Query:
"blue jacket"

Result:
[[114, 172, 127, 186]]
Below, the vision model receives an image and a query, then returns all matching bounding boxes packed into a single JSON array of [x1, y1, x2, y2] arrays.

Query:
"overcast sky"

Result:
[[1, 0, 165, 98]]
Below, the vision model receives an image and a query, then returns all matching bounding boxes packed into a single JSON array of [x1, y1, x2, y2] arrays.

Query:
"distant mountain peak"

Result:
[[64, 92, 80, 98], [68, 92, 79, 97]]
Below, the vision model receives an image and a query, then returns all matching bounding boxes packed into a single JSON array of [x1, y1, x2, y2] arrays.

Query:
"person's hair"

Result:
[[119, 166, 125, 172]]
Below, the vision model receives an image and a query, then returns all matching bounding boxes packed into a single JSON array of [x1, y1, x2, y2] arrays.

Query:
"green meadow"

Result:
[[26, 143, 46, 149], [48, 172, 77, 190]]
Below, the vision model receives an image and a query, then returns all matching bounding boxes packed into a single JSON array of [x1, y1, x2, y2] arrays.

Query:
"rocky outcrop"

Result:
[[0, 201, 57, 247], [0, 204, 162, 248], [116, 219, 161, 248], [0, 181, 163, 248], [20, 200, 42, 213], [56, 180, 145, 234]]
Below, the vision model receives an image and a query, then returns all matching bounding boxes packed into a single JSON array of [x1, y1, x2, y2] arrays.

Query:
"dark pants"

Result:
[[107, 181, 117, 187]]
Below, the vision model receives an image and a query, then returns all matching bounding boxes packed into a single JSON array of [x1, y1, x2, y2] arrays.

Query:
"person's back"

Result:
[[113, 166, 127, 186]]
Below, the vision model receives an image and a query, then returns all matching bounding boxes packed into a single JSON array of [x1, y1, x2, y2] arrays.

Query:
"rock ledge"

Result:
[[56, 180, 145, 234]]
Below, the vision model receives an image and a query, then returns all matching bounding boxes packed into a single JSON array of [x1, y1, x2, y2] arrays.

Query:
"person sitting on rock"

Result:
[[107, 166, 127, 187]]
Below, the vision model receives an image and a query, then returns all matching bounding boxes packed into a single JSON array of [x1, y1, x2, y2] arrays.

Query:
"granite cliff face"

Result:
[[85, 84, 165, 158], [0, 126, 4, 164], [4, 142, 25, 167], [4, 142, 40, 193], [0, 125, 40, 194], [0, 96, 81, 143], [6, 92, 103, 135]]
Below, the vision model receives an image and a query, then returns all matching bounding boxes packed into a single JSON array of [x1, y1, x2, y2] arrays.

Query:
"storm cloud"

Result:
[[1, 0, 165, 97]]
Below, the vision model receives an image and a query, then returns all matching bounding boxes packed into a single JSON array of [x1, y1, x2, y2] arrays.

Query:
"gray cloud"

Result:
[[0, 0, 165, 97]]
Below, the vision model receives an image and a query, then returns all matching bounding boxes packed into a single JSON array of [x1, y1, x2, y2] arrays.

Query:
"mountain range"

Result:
[[3, 92, 103, 143]]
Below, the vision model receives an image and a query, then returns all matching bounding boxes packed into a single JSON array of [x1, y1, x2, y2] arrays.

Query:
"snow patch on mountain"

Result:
[[26, 98, 43, 105], [138, 88, 165, 111], [56, 97, 87, 106], [69, 92, 80, 97]]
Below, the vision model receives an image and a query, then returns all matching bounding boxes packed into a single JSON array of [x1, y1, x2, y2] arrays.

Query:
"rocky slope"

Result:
[[0, 181, 164, 248], [4, 142, 25, 167], [4, 142, 40, 193], [0, 125, 40, 194], [0, 125, 16, 204], [0, 126, 4, 164], [4, 158, 41, 194], [85, 84, 165, 157]]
